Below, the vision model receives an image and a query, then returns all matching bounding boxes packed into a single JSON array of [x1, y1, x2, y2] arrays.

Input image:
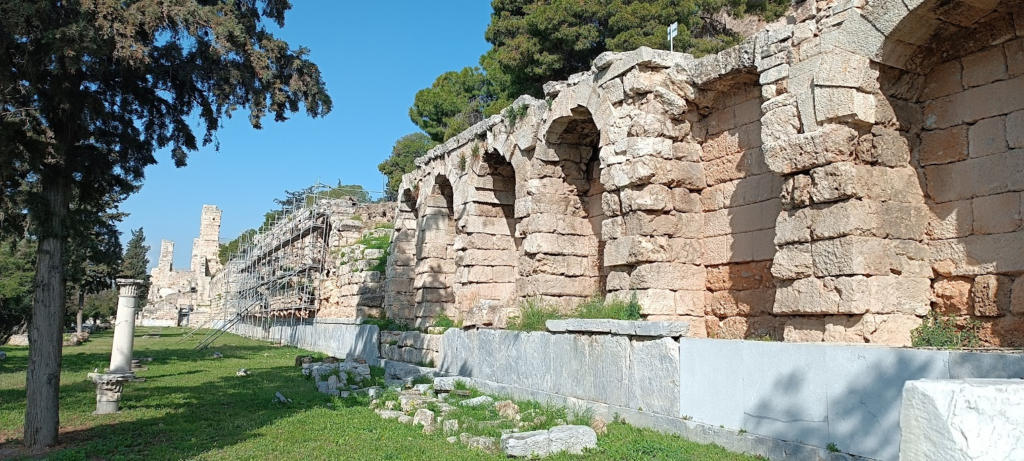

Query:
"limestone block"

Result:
[[702, 199, 780, 237], [701, 230, 776, 266], [705, 289, 774, 317], [602, 192, 623, 217], [623, 211, 701, 238], [923, 75, 1024, 130], [601, 217, 624, 241], [700, 174, 783, 212], [604, 236, 701, 266], [871, 128, 911, 167], [774, 277, 840, 315], [814, 51, 872, 88], [517, 275, 598, 297], [813, 86, 875, 124], [808, 162, 860, 203], [519, 214, 592, 236], [921, 60, 964, 101], [925, 200, 970, 239], [900, 379, 1024, 461], [633, 289, 676, 315], [521, 254, 596, 278], [761, 103, 801, 144], [780, 174, 812, 210], [705, 261, 773, 291], [630, 262, 705, 291], [702, 131, 740, 162], [919, 125, 968, 166], [620, 184, 673, 212], [811, 236, 891, 277], [1013, 276, 1024, 316], [880, 202, 930, 240], [968, 116, 1008, 158], [972, 192, 1021, 235], [930, 230, 1024, 276], [933, 276, 973, 315], [548, 425, 599, 455], [522, 234, 598, 257], [924, 150, 1024, 203], [972, 274, 1012, 317], [962, 46, 1009, 89], [673, 189, 702, 213], [1009, 39, 1024, 77], [672, 142, 703, 162], [1008, 110, 1024, 149], [703, 149, 768, 187], [809, 199, 878, 240], [763, 124, 858, 174], [772, 243, 813, 280]]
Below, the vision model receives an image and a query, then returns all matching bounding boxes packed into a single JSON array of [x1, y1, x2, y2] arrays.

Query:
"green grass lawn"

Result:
[[0, 328, 759, 460]]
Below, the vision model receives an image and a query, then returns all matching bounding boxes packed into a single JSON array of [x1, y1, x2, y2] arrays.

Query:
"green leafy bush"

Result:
[[432, 314, 456, 329], [911, 312, 982, 348]]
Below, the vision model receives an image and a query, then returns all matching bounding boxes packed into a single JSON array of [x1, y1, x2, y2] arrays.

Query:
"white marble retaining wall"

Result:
[[679, 339, 1024, 461], [439, 328, 681, 417], [231, 318, 381, 365]]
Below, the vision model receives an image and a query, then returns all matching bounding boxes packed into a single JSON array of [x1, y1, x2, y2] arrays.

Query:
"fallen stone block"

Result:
[[413, 408, 435, 427], [460, 395, 495, 407], [500, 425, 598, 458], [901, 379, 1024, 461], [433, 376, 470, 392]]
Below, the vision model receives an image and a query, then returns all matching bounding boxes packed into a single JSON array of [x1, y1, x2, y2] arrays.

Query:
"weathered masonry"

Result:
[[386, 0, 1024, 346]]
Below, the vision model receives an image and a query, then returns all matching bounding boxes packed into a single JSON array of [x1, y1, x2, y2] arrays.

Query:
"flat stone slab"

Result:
[[500, 425, 598, 457], [901, 379, 1024, 461], [459, 395, 494, 407], [433, 376, 470, 391], [545, 319, 689, 337]]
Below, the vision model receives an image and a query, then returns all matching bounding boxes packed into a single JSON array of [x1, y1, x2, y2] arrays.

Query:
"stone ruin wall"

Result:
[[315, 201, 396, 319], [384, 0, 1024, 347], [143, 205, 222, 326]]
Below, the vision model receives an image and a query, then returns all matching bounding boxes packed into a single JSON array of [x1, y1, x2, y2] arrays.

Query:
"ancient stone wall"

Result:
[[385, 0, 1024, 346]]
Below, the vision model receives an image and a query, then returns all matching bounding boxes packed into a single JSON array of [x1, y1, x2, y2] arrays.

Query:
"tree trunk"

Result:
[[76, 290, 84, 334], [24, 169, 70, 448]]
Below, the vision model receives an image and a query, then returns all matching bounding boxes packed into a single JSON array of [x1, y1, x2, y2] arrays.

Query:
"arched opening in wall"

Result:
[[876, 0, 1024, 346], [522, 106, 605, 310], [413, 175, 457, 327], [692, 72, 780, 340], [454, 147, 519, 326]]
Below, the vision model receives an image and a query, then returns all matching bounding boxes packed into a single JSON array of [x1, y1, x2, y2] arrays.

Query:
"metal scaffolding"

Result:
[[194, 181, 377, 350]]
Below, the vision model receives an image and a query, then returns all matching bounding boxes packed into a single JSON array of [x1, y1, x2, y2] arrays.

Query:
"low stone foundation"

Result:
[[380, 330, 443, 366]]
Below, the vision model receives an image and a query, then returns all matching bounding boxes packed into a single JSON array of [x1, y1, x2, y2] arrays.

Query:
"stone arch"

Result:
[[873, 0, 1024, 346], [452, 146, 520, 326], [517, 106, 605, 309], [411, 174, 457, 327]]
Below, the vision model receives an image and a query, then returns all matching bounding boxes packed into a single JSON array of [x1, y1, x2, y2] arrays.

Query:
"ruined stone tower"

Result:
[[142, 204, 223, 326], [190, 205, 222, 276]]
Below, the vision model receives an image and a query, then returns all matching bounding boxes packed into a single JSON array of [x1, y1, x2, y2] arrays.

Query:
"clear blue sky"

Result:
[[117, 1, 494, 270]]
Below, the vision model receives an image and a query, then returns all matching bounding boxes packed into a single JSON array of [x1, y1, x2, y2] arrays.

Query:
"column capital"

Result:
[[116, 279, 144, 297]]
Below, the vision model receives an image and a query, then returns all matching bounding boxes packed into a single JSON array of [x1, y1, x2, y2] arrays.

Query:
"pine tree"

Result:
[[0, 0, 330, 447], [121, 228, 150, 308]]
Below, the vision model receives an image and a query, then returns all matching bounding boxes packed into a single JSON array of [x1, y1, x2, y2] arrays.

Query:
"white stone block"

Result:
[[901, 379, 1024, 461]]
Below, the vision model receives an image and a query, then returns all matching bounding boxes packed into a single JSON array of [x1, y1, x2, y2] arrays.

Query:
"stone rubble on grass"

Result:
[[0, 351, 6, 361], [443, 419, 459, 435], [212, 351, 222, 359], [6, 334, 28, 346], [500, 425, 598, 458], [376, 410, 404, 420], [412, 383, 432, 394], [413, 409, 435, 427], [459, 395, 494, 407], [433, 376, 469, 391], [495, 400, 520, 419], [301, 357, 374, 395], [236, 368, 250, 377], [398, 415, 413, 424], [459, 433, 499, 454]]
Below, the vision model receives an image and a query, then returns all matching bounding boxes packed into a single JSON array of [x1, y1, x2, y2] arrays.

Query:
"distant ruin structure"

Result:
[[142, 205, 223, 326]]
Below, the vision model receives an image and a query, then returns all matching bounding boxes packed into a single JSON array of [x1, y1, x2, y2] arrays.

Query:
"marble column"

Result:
[[109, 279, 142, 373]]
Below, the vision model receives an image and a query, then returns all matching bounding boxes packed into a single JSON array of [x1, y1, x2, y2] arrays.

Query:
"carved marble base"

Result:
[[88, 372, 134, 415]]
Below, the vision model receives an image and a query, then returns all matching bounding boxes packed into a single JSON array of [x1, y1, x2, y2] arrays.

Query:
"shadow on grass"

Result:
[[0, 331, 338, 460]]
